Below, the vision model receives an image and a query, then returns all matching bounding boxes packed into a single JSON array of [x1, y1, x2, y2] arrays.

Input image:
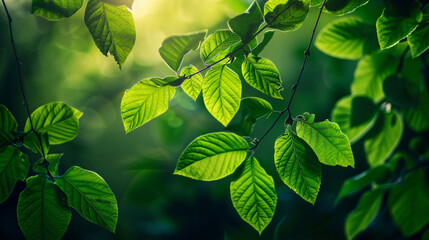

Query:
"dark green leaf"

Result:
[[383, 75, 419, 109], [228, 1, 263, 43], [32, 0, 84, 21], [180, 65, 203, 101], [323, 0, 369, 16], [350, 96, 378, 127], [252, 31, 275, 56], [264, 0, 310, 32], [200, 30, 241, 64], [0, 105, 17, 147], [33, 154, 63, 177], [408, 14, 429, 58], [23, 131, 50, 155], [0, 147, 29, 204], [150, 76, 183, 87], [404, 89, 429, 132]]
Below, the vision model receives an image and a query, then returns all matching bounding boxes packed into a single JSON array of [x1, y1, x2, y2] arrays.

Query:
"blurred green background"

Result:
[[0, 0, 405, 239]]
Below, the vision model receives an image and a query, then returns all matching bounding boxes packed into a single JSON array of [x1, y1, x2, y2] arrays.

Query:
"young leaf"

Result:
[[33, 154, 63, 177], [230, 157, 277, 234], [323, 0, 369, 16], [17, 175, 71, 240], [404, 89, 429, 132], [85, 0, 136, 68], [345, 189, 384, 240], [24, 102, 82, 145], [364, 111, 403, 167], [121, 79, 176, 132], [0, 147, 29, 204], [407, 14, 429, 58], [0, 105, 18, 147], [264, 0, 310, 32], [296, 112, 354, 167], [23, 131, 50, 155], [203, 65, 241, 126], [315, 17, 379, 60], [180, 65, 203, 101], [252, 31, 275, 56], [274, 126, 322, 204], [200, 30, 241, 64], [32, 0, 84, 21], [159, 31, 206, 72], [383, 75, 419, 109], [242, 55, 283, 99], [228, 1, 263, 43], [174, 132, 249, 181], [55, 166, 118, 233]]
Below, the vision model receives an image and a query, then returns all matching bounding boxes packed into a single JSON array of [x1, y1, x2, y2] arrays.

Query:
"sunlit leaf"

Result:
[[404, 90, 429, 132], [323, 0, 369, 16], [264, 0, 310, 32], [180, 65, 203, 101], [0, 105, 17, 147], [228, 1, 263, 43], [200, 30, 241, 64], [33, 154, 63, 177], [0, 147, 29, 204], [252, 31, 275, 56], [408, 14, 429, 58], [174, 132, 249, 181], [32, 0, 84, 21], [23, 131, 50, 155], [310, 0, 324, 7]]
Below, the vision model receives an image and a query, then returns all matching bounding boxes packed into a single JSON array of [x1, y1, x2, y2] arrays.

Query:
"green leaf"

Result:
[[351, 52, 399, 102], [55, 166, 118, 232], [310, 0, 324, 7], [159, 31, 206, 72], [174, 132, 249, 181], [0, 105, 18, 147], [252, 31, 275, 56], [274, 126, 322, 204], [345, 189, 384, 240], [24, 102, 82, 145], [376, 4, 423, 50], [180, 65, 203, 101], [408, 15, 429, 58], [296, 112, 355, 167], [32, 0, 84, 21], [17, 175, 71, 240], [335, 165, 391, 204], [383, 75, 419, 109], [315, 17, 379, 60], [203, 65, 241, 126], [388, 170, 429, 236], [0, 147, 29, 204], [228, 1, 263, 43], [33, 154, 63, 177], [404, 90, 429, 132], [323, 0, 369, 16], [23, 131, 50, 155], [85, 0, 136, 68], [230, 157, 277, 234], [331, 96, 379, 144], [121, 79, 176, 132], [264, 0, 310, 32], [200, 30, 241, 64], [150, 76, 184, 87], [364, 110, 403, 167], [242, 55, 283, 99]]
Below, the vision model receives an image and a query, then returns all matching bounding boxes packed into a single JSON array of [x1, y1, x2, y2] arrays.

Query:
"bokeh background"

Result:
[[0, 0, 408, 239]]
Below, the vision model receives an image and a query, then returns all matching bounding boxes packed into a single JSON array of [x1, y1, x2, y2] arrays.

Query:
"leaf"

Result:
[[274, 126, 322, 204], [315, 17, 379, 60], [228, 1, 263, 43], [264, 0, 310, 32], [383, 75, 419, 109], [408, 15, 429, 58], [103, 0, 134, 9], [121, 79, 176, 132], [252, 31, 275, 56], [17, 175, 71, 240], [33, 154, 63, 177], [242, 55, 283, 99], [296, 112, 355, 167], [0, 105, 17, 147], [159, 31, 206, 72], [345, 189, 384, 240], [388, 170, 429, 236], [351, 52, 399, 102], [310, 0, 324, 7], [404, 89, 429, 132], [32, 0, 84, 21], [331, 96, 378, 144], [23, 131, 50, 155], [55, 166, 118, 232], [174, 132, 249, 181], [0, 147, 29, 204], [200, 30, 241, 64], [364, 111, 403, 167], [85, 0, 136, 68], [24, 102, 83, 145], [376, 4, 423, 50], [230, 157, 277, 234], [202, 65, 241, 126], [180, 65, 203, 101], [150, 76, 183, 87], [323, 0, 369, 16]]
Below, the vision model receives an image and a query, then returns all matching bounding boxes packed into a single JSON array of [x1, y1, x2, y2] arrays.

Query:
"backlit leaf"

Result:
[[0, 147, 29, 204], [0, 105, 17, 147], [264, 0, 310, 32], [33, 154, 63, 177], [323, 0, 369, 16], [228, 1, 263, 43], [252, 31, 275, 56], [200, 30, 241, 64], [32, 0, 84, 21], [408, 14, 429, 58], [180, 65, 203, 101]]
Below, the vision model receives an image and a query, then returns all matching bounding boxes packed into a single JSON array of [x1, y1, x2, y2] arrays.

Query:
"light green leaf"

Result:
[[24, 102, 82, 145], [364, 111, 403, 167], [0, 105, 17, 147], [174, 132, 249, 181], [203, 65, 241, 126], [274, 126, 322, 204], [383, 75, 419, 109], [252, 31, 275, 56], [228, 1, 263, 43], [345, 189, 384, 240], [408, 15, 429, 58], [323, 0, 369, 16], [55, 166, 118, 233], [33, 154, 63, 177], [296, 112, 354, 167], [351, 52, 398, 102], [264, 0, 310, 32], [310, 0, 324, 7], [17, 175, 71, 240], [331, 96, 378, 144], [121, 79, 176, 132], [32, 0, 84, 21], [85, 0, 136, 68], [388, 170, 429, 237], [0, 147, 29, 204], [200, 30, 241, 64], [230, 157, 277, 234], [23, 131, 50, 155], [315, 17, 378, 60], [159, 31, 206, 72], [242, 55, 283, 99], [180, 65, 203, 101], [404, 90, 429, 132]]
